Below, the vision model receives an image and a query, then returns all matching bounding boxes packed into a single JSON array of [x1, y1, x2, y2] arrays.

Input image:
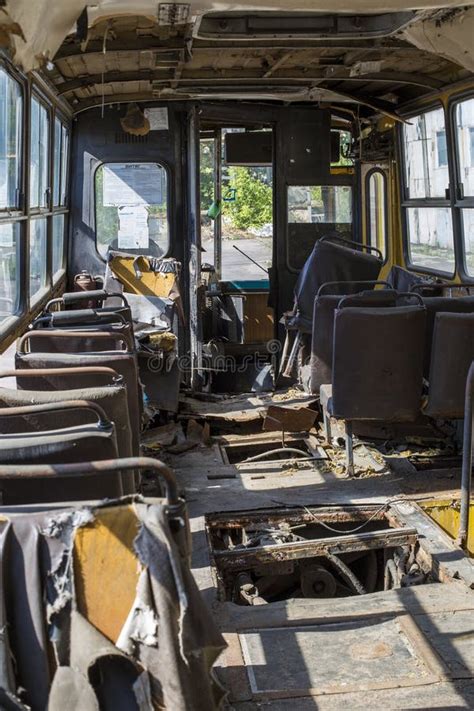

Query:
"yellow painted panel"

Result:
[[73, 505, 142, 643], [109, 255, 177, 296], [420, 498, 474, 557]]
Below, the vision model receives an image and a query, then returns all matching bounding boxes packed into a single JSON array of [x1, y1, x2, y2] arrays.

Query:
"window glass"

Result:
[[52, 213, 65, 277], [0, 68, 22, 210], [0, 222, 20, 321], [367, 171, 386, 259], [200, 138, 215, 267], [287, 185, 352, 271], [406, 207, 454, 273], [95, 163, 169, 257], [436, 131, 448, 167], [403, 107, 448, 199], [455, 97, 474, 197], [30, 97, 50, 208], [288, 185, 352, 225], [53, 117, 61, 206], [331, 130, 353, 167], [29, 217, 47, 297], [462, 209, 474, 276], [221, 163, 273, 281], [60, 125, 69, 205], [53, 119, 69, 207]]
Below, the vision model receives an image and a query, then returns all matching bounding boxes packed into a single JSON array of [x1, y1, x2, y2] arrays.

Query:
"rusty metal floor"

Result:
[[162, 402, 474, 709]]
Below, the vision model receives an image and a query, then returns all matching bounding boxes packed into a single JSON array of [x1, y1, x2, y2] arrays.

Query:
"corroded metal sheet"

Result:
[[239, 617, 435, 696]]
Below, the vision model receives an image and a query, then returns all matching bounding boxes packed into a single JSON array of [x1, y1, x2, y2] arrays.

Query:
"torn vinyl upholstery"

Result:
[[0, 498, 226, 710]]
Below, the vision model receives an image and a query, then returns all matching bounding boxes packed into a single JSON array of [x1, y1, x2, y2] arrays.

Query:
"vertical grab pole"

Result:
[[458, 361, 474, 547], [214, 127, 222, 280]]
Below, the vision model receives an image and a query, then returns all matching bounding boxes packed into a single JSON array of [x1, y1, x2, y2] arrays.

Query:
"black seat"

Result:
[[424, 312, 474, 419], [320, 291, 426, 475], [287, 235, 383, 333], [421, 295, 474, 377], [385, 265, 444, 295], [309, 281, 391, 393], [15, 331, 143, 454], [0, 401, 123, 503], [0, 368, 136, 493]]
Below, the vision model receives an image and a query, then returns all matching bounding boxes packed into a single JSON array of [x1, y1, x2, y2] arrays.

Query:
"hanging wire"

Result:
[[294, 498, 411, 535]]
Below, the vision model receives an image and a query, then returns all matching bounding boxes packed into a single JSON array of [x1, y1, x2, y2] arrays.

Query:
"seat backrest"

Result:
[[291, 236, 382, 331], [28, 316, 134, 353], [422, 296, 474, 376], [424, 312, 474, 419], [385, 265, 443, 295], [309, 287, 397, 394], [0, 401, 123, 503], [331, 304, 426, 421], [15, 350, 142, 453], [0, 375, 132, 444]]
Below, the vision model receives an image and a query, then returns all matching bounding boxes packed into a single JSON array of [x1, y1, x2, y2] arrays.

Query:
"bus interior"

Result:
[[0, 1, 474, 709]]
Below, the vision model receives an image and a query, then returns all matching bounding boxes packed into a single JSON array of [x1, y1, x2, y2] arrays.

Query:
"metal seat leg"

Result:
[[345, 421, 355, 477]]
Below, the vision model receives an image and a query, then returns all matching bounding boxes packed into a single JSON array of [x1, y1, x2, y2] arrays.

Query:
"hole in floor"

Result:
[[222, 439, 313, 464], [206, 505, 435, 604]]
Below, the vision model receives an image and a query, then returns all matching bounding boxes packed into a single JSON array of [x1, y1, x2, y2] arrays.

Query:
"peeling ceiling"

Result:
[[1, 1, 473, 118]]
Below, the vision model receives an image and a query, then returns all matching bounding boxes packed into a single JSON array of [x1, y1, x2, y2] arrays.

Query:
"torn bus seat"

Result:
[[385, 265, 443, 295], [0, 369, 136, 493], [286, 235, 383, 334], [0, 459, 224, 711], [0, 401, 122, 503], [308, 280, 390, 393], [105, 251, 185, 323], [320, 292, 426, 475], [424, 312, 474, 419], [15, 333, 142, 451], [281, 235, 383, 380]]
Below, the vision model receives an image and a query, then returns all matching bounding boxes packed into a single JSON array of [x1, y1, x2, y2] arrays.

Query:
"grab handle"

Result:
[[319, 234, 383, 261], [0, 399, 112, 431], [0, 457, 179, 505], [45, 290, 128, 311], [316, 280, 390, 297], [337, 290, 424, 309], [0, 367, 122, 383], [17, 330, 131, 354]]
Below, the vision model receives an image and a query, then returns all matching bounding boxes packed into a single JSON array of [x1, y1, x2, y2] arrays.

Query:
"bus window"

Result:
[[403, 106, 448, 198], [95, 162, 169, 258], [287, 185, 352, 270], [0, 67, 22, 324], [0, 223, 20, 323], [29, 217, 47, 299], [52, 118, 69, 280], [30, 96, 50, 209], [455, 97, 474, 276], [402, 106, 454, 274], [367, 170, 387, 260], [221, 165, 273, 282], [0, 67, 22, 210], [52, 213, 65, 276], [200, 138, 215, 268]]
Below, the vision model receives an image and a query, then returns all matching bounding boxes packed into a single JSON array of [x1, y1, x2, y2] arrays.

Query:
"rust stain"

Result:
[[350, 641, 393, 661]]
